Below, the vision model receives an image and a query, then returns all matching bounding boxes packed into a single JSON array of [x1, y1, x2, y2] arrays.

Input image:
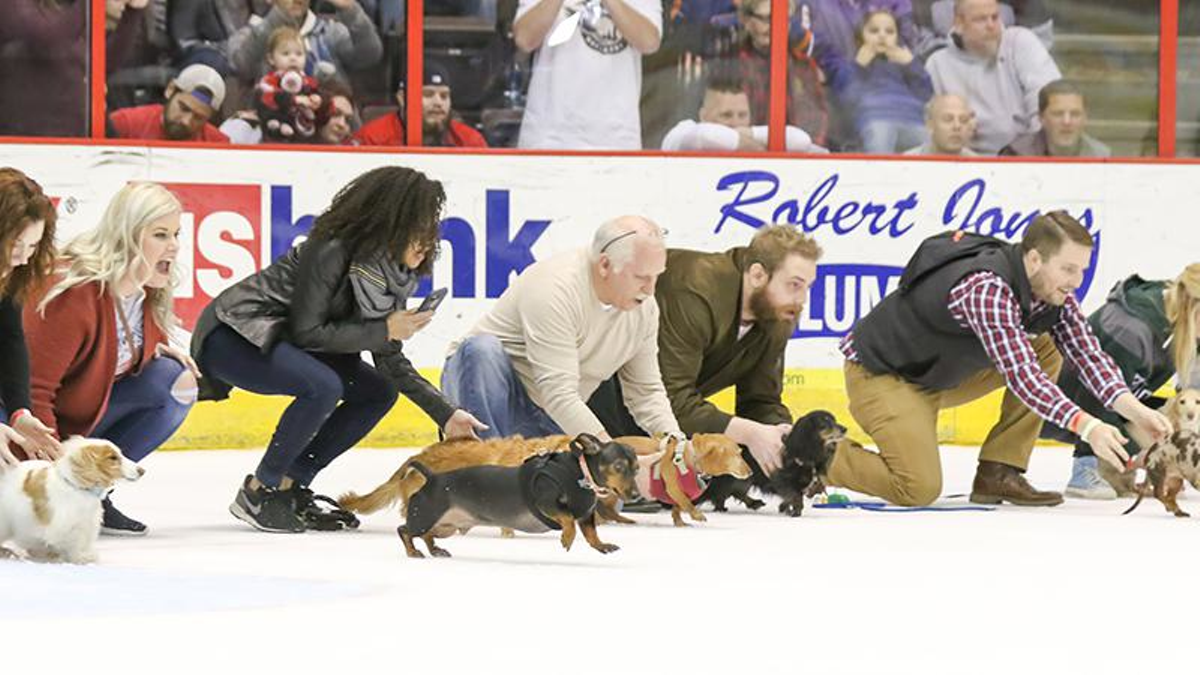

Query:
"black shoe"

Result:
[[620, 496, 664, 514], [290, 486, 360, 531], [229, 476, 306, 533], [101, 497, 148, 536]]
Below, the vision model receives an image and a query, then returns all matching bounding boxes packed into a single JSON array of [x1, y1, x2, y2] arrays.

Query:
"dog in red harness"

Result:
[[599, 434, 751, 526]]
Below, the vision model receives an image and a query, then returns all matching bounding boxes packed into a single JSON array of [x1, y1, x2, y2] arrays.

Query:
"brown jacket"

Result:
[[656, 248, 793, 434]]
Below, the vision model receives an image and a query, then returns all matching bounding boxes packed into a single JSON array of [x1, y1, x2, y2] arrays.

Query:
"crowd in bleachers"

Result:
[[0, 0, 1181, 156]]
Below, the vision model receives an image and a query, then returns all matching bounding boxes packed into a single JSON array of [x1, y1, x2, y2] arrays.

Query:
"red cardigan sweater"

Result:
[[22, 281, 166, 446]]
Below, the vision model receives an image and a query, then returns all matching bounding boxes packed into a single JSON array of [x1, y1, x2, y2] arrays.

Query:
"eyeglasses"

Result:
[[598, 227, 668, 255]]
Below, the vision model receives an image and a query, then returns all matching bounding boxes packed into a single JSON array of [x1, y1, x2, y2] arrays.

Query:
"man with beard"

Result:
[[108, 64, 230, 142], [588, 225, 820, 474], [830, 212, 1172, 507], [354, 62, 486, 148]]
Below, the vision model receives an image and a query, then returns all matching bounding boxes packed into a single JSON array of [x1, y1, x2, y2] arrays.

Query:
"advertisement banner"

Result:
[[3, 143, 1195, 447]]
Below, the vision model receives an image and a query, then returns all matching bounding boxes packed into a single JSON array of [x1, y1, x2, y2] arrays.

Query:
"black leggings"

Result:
[[198, 325, 397, 487]]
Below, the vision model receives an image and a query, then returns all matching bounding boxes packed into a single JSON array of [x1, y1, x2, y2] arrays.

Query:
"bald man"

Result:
[[442, 216, 685, 440]]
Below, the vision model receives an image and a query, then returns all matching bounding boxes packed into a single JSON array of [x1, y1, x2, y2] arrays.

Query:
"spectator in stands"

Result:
[[254, 27, 327, 141], [1, 1, 138, 137], [1000, 80, 1111, 158], [109, 64, 231, 142], [802, 0, 919, 69], [904, 93, 978, 155], [926, 0, 1060, 154], [355, 62, 487, 147], [442, 216, 684, 441], [0, 168, 62, 466], [169, 0, 270, 76], [513, 0, 663, 149], [912, 0, 1052, 58], [732, 0, 829, 147], [316, 81, 358, 144], [228, 0, 383, 83], [25, 183, 199, 535], [222, 77, 357, 144], [826, 9, 932, 153], [661, 72, 827, 152]]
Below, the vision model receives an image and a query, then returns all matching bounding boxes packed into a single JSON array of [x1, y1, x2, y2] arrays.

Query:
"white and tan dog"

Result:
[[0, 437, 144, 563]]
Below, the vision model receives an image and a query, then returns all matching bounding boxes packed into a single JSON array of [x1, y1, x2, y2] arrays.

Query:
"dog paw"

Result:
[[712, 503, 728, 512], [593, 543, 619, 554], [429, 547, 452, 558], [745, 498, 766, 510], [690, 511, 707, 523], [1175, 511, 1191, 518], [405, 549, 426, 559], [500, 528, 516, 538]]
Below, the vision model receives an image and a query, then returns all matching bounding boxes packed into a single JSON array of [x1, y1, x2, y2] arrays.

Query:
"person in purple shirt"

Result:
[[826, 8, 932, 152]]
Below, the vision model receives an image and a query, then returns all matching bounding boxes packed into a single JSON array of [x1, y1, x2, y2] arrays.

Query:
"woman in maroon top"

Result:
[[0, 168, 61, 467]]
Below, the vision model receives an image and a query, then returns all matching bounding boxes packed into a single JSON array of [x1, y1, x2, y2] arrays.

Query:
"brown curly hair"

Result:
[[0, 168, 57, 303]]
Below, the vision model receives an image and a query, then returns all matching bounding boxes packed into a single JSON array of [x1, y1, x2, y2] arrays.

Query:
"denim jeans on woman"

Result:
[[197, 324, 397, 487]]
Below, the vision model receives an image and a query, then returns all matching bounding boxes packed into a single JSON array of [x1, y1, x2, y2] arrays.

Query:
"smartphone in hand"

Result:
[[416, 287, 448, 313]]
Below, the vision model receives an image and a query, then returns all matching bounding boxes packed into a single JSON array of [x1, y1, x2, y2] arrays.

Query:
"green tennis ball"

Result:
[[827, 493, 850, 504]]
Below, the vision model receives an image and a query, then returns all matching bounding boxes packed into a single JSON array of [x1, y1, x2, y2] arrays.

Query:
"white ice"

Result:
[[1, 445, 1196, 675]]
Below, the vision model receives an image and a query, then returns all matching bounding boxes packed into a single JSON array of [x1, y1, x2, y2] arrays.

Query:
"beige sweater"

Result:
[[453, 249, 681, 437]]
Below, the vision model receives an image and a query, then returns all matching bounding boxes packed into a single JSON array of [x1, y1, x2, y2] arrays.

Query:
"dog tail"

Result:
[[338, 460, 418, 515]]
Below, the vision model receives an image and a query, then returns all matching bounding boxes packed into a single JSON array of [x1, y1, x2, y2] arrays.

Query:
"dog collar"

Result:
[[578, 454, 611, 498], [55, 464, 109, 499]]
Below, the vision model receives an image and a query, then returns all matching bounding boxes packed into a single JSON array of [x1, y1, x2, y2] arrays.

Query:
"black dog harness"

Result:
[[518, 453, 599, 531]]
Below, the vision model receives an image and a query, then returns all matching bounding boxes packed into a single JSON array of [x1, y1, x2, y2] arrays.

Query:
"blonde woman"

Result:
[[1043, 264, 1200, 498], [23, 182, 199, 534]]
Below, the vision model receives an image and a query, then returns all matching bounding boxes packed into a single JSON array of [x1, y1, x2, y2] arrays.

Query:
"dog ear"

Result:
[[570, 433, 603, 456]]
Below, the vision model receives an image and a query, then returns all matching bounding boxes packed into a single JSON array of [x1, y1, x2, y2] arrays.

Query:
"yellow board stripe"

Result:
[[163, 368, 1070, 450]]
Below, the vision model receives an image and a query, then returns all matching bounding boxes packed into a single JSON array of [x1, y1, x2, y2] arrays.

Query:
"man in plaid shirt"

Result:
[[829, 212, 1172, 506]]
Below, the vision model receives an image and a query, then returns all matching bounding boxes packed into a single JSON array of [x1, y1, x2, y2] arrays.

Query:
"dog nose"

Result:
[[136, 466, 146, 477]]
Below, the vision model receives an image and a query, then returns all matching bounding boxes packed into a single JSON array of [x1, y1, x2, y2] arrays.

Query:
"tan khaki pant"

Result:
[[827, 334, 1063, 506]]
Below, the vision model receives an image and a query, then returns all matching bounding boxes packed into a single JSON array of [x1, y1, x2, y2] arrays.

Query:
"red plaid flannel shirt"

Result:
[[841, 271, 1130, 429]]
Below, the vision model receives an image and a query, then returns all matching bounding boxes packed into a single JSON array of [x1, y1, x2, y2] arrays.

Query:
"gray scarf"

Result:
[[348, 252, 418, 319]]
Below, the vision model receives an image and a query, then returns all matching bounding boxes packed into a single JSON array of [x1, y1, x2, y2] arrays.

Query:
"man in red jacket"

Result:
[[108, 64, 230, 143], [355, 61, 487, 148]]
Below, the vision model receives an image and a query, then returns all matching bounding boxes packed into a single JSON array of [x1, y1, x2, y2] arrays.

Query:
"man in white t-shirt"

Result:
[[661, 73, 828, 153], [442, 216, 684, 440], [513, 0, 662, 149]]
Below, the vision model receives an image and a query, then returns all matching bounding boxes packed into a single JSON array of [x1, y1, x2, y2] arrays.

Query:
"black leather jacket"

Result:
[[191, 238, 457, 426]]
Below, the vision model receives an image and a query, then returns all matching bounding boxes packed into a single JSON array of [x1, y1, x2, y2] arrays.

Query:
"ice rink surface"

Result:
[[2, 444, 1197, 675]]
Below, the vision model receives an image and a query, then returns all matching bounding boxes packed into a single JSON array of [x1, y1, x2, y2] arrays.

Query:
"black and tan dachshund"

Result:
[[398, 434, 639, 558], [699, 410, 845, 517]]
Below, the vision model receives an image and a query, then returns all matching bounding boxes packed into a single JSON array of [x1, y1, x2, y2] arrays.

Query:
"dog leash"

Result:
[[811, 499, 997, 512], [1121, 445, 1157, 516]]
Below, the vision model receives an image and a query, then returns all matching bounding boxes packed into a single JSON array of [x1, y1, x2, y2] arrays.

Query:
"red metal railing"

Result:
[[74, 0, 1187, 157]]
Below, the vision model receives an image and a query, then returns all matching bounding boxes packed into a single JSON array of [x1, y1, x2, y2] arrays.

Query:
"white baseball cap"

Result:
[[173, 64, 226, 110]]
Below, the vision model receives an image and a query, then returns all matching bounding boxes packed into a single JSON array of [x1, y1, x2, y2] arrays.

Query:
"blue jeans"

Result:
[[93, 357, 196, 462], [441, 334, 563, 439], [197, 325, 398, 487], [860, 120, 929, 154]]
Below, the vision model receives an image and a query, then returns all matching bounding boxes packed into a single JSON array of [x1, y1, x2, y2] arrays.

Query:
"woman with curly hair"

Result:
[[192, 166, 484, 534]]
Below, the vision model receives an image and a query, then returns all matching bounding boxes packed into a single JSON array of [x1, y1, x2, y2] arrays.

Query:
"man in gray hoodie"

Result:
[[925, 0, 1060, 154]]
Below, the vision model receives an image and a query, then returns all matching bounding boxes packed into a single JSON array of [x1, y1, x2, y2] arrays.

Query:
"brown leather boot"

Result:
[[970, 460, 1063, 506]]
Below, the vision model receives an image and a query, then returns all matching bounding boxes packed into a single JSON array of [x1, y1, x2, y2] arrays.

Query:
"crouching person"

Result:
[[24, 182, 198, 535], [191, 167, 485, 534]]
